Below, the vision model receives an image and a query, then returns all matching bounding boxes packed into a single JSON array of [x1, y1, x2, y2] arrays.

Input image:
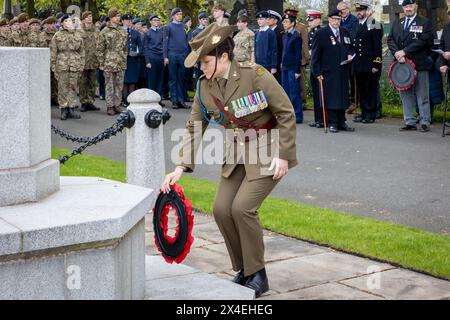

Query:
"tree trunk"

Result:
[[26, 0, 35, 17]]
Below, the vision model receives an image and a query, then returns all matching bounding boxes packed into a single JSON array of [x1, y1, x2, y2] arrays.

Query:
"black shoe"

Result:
[[419, 124, 430, 132], [329, 126, 339, 133], [232, 270, 249, 286], [80, 104, 88, 112], [362, 119, 375, 124], [400, 125, 417, 131], [353, 116, 363, 123], [60, 108, 69, 120], [316, 123, 324, 128], [68, 108, 81, 119], [296, 119, 303, 124], [244, 268, 269, 298], [88, 103, 100, 111], [309, 122, 318, 127], [172, 101, 179, 109], [177, 101, 191, 109], [338, 124, 355, 132]]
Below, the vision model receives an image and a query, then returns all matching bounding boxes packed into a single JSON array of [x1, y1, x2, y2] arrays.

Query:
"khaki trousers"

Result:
[[213, 164, 279, 277]]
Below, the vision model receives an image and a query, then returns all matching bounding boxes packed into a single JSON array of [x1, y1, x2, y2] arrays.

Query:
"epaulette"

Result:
[[238, 61, 255, 68], [367, 17, 382, 30]]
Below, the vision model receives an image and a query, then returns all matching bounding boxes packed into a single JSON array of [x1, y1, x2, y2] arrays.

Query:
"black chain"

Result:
[[52, 112, 130, 164]]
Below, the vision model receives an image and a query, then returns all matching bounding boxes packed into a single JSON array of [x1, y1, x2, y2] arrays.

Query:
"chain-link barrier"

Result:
[[51, 110, 135, 164]]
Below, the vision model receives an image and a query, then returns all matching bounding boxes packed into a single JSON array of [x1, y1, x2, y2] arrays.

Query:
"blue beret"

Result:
[[402, 0, 415, 5], [55, 12, 64, 19], [132, 18, 141, 24], [198, 12, 208, 20], [171, 7, 182, 16], [60, 14, 70, 23], [328, 9, 342, 17], [121, 14, 132, 21], [256, 11, 269, 19], [149, 14, 159, 21], [183, 16, 191, 23]]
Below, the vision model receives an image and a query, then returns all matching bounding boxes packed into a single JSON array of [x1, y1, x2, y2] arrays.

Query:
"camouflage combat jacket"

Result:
[[0, 31, 11, 46], [50, 28, 85, 73], [80, 24, 99, 70], [97, 22, 127, 72], [27, 31, 43, 47], [40, 30, 55, 48]]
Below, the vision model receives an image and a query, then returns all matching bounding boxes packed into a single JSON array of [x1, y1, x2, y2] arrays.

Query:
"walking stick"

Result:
[[318, 77, 328, 133], [443, 70, 449, 138]]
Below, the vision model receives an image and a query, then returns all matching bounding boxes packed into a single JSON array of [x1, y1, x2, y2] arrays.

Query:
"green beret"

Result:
[[82, 11, 92, 20], [9, 17, 18, 26], [44, 16, 57, 24], [28, 18, 40, 25], [17, 13, 29, 23], [108, 8, 120, 19], [184, 22, 236, 68], [0, 19, 7, 27]]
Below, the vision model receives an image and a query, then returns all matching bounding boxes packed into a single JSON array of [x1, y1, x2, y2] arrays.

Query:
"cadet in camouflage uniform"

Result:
[[50, 15, 85, 120], [18, 13, 29, 47], [9, 18, 22, 47], [0, 19, 12, 46], [97, 8, 128, 116], [27, 18, 43, 47], [233, 14, 255, 63], [41, 16, 59, 105], [79, 11, 100, 112]]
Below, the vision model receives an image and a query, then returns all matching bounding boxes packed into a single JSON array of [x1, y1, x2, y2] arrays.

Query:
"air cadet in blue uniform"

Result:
[[144, 14, 164, 105], [122, 14, 143, 105], [255, 11, 278, 75], [163, 7, 190, 109], [267, 10, 283, 84], [311, 9, 355, 133], [191, 12, 210, 81], [281, 10, 303, 124], [306, 9, 325, 128], [351, 2, 383, 124]]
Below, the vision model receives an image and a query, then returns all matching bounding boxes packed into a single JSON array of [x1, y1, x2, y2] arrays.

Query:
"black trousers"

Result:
[[355, 71, 378, 120], [327, 109, 347, 128], [310, 72, 323, 124]]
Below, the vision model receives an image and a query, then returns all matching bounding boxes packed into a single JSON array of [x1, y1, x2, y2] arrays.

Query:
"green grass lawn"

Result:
[[53, 147, 450, 280]]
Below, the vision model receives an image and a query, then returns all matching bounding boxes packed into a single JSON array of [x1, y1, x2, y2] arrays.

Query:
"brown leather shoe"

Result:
[[113, 105, 124, 114], [346, 103, 357, 114], [107, 107, 116, 116]]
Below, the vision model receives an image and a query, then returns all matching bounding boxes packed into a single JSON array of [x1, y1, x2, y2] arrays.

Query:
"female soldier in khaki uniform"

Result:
[[162, 23, 298, 298]]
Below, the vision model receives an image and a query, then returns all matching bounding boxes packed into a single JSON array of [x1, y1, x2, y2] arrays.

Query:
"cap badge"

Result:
[[212, 35, 222, 45]]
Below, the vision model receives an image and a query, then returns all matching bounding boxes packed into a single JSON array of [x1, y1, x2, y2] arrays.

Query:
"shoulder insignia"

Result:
[[256, 67, 264, 77]]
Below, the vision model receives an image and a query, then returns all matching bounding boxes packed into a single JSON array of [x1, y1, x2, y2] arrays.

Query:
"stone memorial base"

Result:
[[0, 177, 154, 300]]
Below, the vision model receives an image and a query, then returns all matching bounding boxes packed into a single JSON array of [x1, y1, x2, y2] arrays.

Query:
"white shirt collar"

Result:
[[359, 17, 368, 25], [329, 25, 339, 36], [151, 26, 158, 31], [271, 25, 277, 31], [259, 25, 269, 32], [405, 14, 417, 23]]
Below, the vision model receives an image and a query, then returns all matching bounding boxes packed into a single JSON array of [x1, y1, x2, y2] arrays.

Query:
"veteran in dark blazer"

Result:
[[161, 23, 297, 298], [387, 0, 434, 132], [311, 9, 355, 133]]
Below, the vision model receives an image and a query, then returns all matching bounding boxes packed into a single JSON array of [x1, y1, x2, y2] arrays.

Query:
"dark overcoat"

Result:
[[311, 25, 353, 110]]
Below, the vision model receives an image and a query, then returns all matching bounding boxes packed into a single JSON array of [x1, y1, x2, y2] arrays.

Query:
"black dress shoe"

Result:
[[309, 122, 318, 127], [232, 270, 249, 286], [338, 124, 355, 132], [177, 101, 191, 109], [80, 104, 88, 112], [245, 268, 269, 298], [316, 123, 324, 128], [362, 119, 375, 124], [329, 126, 339, 133], [399, 125, 417, 131]]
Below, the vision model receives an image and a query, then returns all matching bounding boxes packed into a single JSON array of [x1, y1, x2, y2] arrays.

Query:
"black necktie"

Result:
[[336, 30, 341, 43], [404, 18, 410, 31]]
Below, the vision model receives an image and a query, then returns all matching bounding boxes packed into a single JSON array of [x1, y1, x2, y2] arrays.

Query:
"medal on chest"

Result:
[[229, 90, 268, 118], [330, 36, 336, 45]]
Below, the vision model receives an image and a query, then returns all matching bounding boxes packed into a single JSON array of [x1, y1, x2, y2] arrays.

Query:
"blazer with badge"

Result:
[[351, 17, 383, 73], [176, 60, 298, 181], [387, 15, 434, 71]]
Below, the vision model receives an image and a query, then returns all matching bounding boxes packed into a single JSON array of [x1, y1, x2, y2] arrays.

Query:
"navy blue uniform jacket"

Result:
[[255, 28, 278, 69]]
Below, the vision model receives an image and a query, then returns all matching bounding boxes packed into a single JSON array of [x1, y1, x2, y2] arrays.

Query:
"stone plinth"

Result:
[[0, 177, 153, 300], [0, 48, 59, 206], [126, 89, 165, 197]]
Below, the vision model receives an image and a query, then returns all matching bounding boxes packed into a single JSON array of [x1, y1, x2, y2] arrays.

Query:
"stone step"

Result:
[[145, 256, 255, 300]]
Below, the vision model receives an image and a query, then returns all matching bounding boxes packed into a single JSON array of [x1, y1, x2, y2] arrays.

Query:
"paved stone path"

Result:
[[145, 212, 450, 300]]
